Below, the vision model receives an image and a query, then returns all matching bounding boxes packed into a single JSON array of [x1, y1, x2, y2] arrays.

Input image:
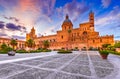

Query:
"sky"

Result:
[[0, 0, 120, 40]]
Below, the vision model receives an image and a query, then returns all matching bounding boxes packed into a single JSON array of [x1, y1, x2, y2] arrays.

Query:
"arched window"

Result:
[[93, 40, 95, 43], [83, 31, 87, 35], [61, 36, 63, 39], [100, 39, 102, 42]]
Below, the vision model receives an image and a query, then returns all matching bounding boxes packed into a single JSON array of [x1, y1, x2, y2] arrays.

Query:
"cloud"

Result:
[[6, 23, 21, 31], [0, 33, 7, 36], [109, 6, 120, 16], [115, 36, 120, 39], [0, 21, 4, 23], [0, 21, 4, 29], [6, 23, 27, 32], [3, 16, 19, 23], [95, 6, 120, 26], [101, 0, 111, 8], [12, 35, 25, 40], [56, 0, 89, 21]]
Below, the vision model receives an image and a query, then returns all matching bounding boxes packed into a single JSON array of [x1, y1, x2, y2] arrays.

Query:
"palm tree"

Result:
[[67, 29, 71, 50], [10, 39, 17, 50], [43, 40, 49, 49], [26, 39, 35, 49]]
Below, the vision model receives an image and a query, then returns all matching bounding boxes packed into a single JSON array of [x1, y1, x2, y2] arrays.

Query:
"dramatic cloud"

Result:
[[0, 21, 4, 29], [0, 33, 7, 36], [56, 0, 89, 21], [6, 23, 21, 31], [6, 23, 27, 32], [3, 16, 19, 23], [101, 0, 111, 8], [12, 35, 25, 40], [0, 21, 4, 24], [95, 6, 120, 26]]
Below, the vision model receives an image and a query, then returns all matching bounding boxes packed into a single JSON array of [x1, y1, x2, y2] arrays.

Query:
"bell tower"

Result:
[[89, 11, 94, 31], [26, 27, 37, 41]]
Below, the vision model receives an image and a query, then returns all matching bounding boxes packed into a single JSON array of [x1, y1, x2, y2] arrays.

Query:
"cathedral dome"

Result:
[[63, 14, 72, 23]]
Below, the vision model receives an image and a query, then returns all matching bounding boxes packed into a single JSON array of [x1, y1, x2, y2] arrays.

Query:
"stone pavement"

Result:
[[0, 51, 119, 79]]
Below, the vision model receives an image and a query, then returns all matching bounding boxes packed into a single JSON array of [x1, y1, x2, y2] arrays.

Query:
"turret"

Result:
[[89, 11, 94, 26], [89, 11, 94, 31]]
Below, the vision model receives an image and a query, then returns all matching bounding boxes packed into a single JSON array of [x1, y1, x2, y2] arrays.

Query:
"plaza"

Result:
[[0, 51, 120, 79]]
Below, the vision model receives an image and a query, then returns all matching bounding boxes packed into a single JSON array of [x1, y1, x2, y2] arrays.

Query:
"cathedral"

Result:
[[26, 11, 114, 50]]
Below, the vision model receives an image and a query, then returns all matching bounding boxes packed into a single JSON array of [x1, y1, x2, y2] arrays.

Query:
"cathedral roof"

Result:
[[63, 14, 72, 23]]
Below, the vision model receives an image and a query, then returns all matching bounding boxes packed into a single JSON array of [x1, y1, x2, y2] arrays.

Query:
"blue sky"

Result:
[[0, 0, 120, 40]]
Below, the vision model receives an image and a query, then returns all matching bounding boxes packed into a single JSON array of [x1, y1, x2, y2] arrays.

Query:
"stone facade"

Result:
[[0, 38, 25, 49], [27, 12, 114, 50]]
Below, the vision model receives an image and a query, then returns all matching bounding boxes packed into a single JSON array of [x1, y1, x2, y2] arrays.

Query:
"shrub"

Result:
[[16, 50, 28, 53], [0, 50, 8, 54], [114, 42, 120, 48], [0, 44, 13, 54], [29, 50, 41, 53], [57, 49, 72, 54], [99, 50, 109, 55], [42, 49, 51, 52]]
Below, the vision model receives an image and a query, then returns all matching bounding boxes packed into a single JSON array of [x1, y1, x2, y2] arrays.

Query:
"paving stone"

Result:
[[95, 67, 114, 78], [53, 59, 70, 64], [62, 64, 91, 76], [16, 60, 45, 66], [0, 63, 16, 69], [38, 57, 56, 61], [51, 72, 89, 79], [6, 68, 53, 79], [0, 65, 30, 79], [71, 60, 89, 66], [40, 62, 63, 69], [0, 51, 116, 79], [90, 55, 103, 61], [75, 55, 89, 61], [93, 61, 114, 68]]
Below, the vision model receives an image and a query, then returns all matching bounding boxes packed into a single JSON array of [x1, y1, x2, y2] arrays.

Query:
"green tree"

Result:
[[0, 43, 13, 53], [43, 40, 49, 49], [26, 39, 35, 48], [114, 42, 120, 48], [10, 39, 17, 50], [1, 43, 7, 50], [102, 44, 111, 49]]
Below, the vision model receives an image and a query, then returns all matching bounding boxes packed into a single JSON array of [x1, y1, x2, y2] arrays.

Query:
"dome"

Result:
[[63, 14, 72, 23], [64, 19, 71, 22]]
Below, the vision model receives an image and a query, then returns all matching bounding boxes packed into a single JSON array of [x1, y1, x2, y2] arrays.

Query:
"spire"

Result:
[[32, 26, 35, 30], [32, 26, 34, 29], [66, 14, 69, 19]]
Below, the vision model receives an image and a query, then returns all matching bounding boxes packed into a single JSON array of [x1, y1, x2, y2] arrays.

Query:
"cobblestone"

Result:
[[0, 51, 117, 79]]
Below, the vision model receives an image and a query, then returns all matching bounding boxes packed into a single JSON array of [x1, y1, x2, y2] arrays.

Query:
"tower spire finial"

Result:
[[66, 14, 69, 19]]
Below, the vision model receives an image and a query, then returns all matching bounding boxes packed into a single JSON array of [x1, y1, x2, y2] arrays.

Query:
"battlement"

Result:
[[99, 35, 114, 38]]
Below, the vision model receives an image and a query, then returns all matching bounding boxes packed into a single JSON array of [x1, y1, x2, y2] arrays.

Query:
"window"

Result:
[[83, 31, 87, 35], [77, 33, 79, 36], [61, 36, 63, 39], [69, 26, 70, 29], [93, 40, 95, 43], [100, 39, 102, 42], [65, 26, 66, 30]]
